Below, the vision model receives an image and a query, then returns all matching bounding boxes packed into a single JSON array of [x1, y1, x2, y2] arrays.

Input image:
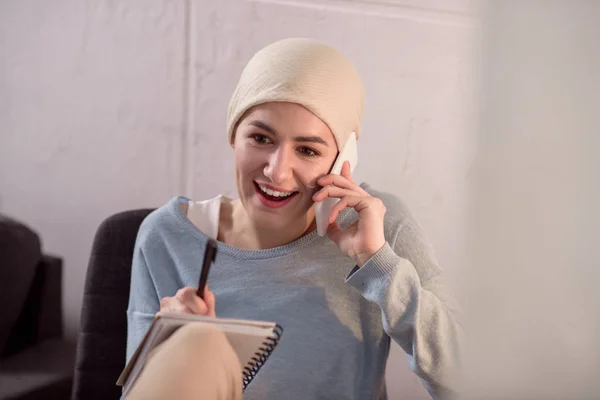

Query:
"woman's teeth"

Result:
[[258, 184, 294, 198]]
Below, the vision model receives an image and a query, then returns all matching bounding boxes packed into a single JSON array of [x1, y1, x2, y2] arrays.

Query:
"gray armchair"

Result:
[[0, 215, 74, 400], [72, 209, 153, 400]]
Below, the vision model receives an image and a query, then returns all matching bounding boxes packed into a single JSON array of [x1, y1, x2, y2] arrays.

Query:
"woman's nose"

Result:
[[263, 147, 293, 184]]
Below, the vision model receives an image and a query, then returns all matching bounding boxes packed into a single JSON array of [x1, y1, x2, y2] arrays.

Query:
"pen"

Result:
[[197, 238, 217, 299]]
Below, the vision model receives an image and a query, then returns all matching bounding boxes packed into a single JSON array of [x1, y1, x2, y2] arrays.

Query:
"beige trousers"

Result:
[[126, 324, 243, 400]]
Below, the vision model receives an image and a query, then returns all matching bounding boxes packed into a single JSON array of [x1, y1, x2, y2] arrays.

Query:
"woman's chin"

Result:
[[242, 192, 313, 229]]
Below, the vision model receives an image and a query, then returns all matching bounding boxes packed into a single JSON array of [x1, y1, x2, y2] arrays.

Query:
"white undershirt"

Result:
[[186, 195, 231, 240]]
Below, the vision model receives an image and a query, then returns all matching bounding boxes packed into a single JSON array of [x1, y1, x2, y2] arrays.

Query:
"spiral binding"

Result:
[[242, 324, 284, 391]]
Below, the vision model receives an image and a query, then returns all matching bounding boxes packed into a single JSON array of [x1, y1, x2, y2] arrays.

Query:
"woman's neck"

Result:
[[218, 199, 316, 250]]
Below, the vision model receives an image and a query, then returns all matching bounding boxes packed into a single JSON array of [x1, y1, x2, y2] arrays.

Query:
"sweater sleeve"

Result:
[[345, 227, 463, 399], [125, 245, 160, 364]]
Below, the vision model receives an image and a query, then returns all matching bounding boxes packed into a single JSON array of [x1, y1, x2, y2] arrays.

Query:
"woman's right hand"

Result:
[[159, 286, 216, 317]]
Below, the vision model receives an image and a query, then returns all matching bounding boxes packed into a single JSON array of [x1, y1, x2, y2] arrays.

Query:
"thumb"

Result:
[[326, 221, 345, 245], [182, 288, 208, 315]]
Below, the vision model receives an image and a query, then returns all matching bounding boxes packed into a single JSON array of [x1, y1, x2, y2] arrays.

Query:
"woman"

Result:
[[125, 38, 462, 400]]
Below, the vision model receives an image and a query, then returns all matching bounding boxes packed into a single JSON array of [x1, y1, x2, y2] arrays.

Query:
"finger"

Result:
[[329, 195, 372, 218], [160, 296, 193, 314], [326, 194, 368, 223], [317, 174, 366, 194], [339, 195, 384, 215], [160, 297, 168, 310], [204, 286, 216, 318], [312, 185, 360, 202], [328, 197, 352, 224], [341, 161, 354, 183], [176, 287, 208, 315]]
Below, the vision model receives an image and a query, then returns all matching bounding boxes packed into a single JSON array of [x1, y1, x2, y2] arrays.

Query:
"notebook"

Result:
[[116, 312, 283, 396]]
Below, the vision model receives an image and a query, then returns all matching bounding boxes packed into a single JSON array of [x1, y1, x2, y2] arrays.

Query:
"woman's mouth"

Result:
[[254, 182, 299, 208]]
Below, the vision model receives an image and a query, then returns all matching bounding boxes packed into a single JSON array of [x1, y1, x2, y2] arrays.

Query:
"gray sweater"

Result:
[[126, 183, 462, 399]]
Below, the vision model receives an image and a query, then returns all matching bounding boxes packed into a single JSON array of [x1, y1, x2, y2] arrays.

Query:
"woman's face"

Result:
[[232, 102, 338, 231]]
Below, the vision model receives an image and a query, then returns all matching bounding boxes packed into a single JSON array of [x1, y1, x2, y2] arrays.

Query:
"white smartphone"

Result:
[[315, 131, 358, 236]]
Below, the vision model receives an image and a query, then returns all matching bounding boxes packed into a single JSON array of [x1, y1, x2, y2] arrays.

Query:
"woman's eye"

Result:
[[299, 147, 318, 157], [252, 134, 271, 144]]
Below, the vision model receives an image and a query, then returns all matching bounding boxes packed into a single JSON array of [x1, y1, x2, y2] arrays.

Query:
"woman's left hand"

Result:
[[313, 161, 387, 267]]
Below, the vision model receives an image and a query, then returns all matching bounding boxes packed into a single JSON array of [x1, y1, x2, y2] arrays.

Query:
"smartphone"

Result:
[[315, 131, 358, 236]]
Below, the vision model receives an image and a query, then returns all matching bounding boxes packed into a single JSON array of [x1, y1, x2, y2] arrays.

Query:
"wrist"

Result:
[[355, 241, 386, 267]]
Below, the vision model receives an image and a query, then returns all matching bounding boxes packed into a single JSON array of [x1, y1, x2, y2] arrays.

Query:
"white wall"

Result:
[[462, 1, 600, 398], [1, 0, 187, 338], [1, 0, 475, 397]]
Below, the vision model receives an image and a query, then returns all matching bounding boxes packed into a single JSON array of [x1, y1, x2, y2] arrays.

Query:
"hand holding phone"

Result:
[[315, 131, 358, 236]]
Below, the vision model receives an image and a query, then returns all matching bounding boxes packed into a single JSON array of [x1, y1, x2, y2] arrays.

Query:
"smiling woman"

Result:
[[227, 102, 339, 248], [124, 38, 463, 400]]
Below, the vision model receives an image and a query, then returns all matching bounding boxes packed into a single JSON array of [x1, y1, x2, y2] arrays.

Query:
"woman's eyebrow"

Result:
[[249, 120, 277, 136], [294, 136, 328, 146], [248, 120, 329, 146]]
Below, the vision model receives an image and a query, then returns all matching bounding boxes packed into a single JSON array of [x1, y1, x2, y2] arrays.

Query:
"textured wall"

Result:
[[0, 0, 475, 397], [0, 0, 187, 337]]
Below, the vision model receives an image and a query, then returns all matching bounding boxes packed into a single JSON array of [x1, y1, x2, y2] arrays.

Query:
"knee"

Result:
[[172, 324, 228, 351]]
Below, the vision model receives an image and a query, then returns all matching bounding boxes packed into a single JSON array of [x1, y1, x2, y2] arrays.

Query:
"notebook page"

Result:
[[157, 312, 277, 330]]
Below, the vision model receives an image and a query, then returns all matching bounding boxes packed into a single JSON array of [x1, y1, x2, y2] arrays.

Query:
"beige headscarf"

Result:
[[227, 38, 365, 150]]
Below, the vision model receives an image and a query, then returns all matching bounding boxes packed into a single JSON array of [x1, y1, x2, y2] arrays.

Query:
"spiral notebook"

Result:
[[116, 312, 283, 396]]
